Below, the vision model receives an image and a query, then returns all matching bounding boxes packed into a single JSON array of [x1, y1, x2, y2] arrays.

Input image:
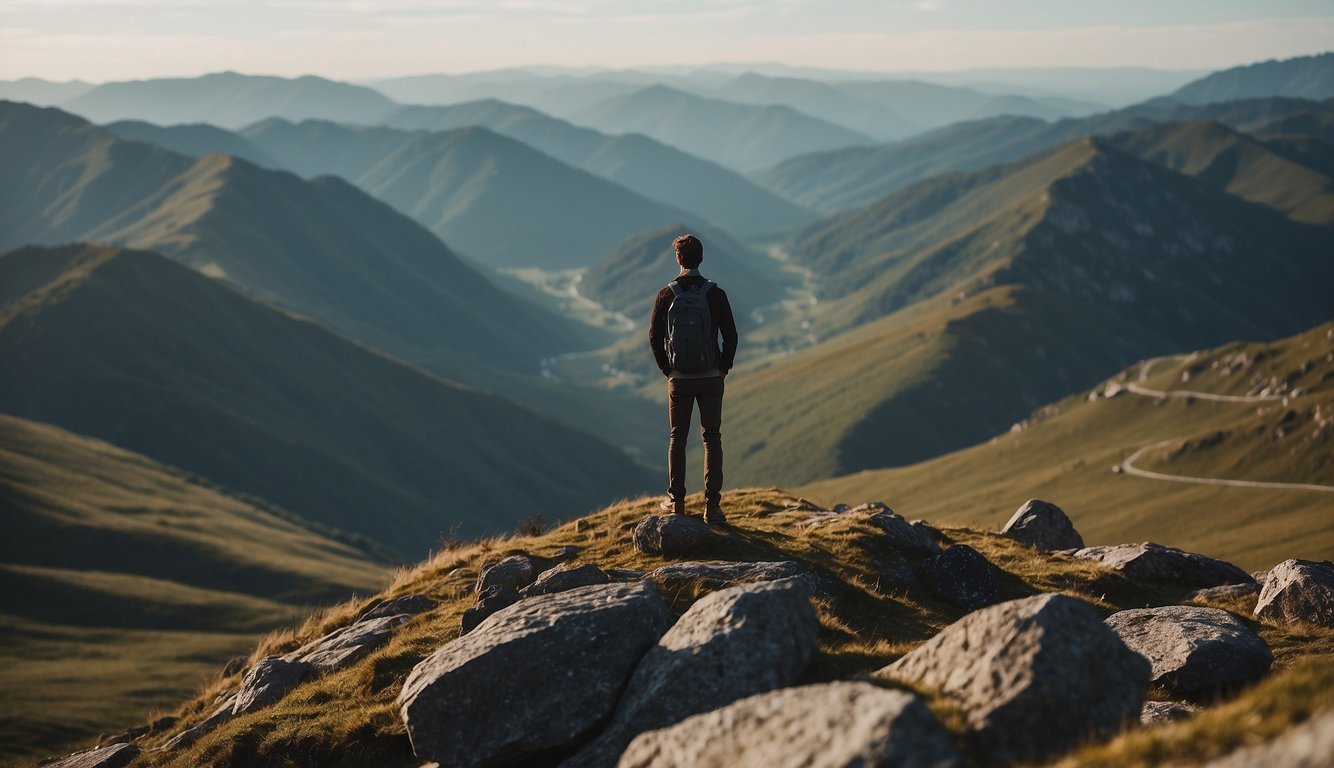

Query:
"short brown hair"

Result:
[[673, 234, 703, 269]]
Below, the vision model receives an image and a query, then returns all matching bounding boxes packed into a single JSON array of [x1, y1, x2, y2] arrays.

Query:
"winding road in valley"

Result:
[[1115, 358, 1334, 493]]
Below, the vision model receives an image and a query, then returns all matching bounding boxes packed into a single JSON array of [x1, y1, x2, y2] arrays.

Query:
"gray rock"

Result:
[[475, 555, 538, 593], [872, 552, 921, 593], [521, 563, 610, 597], [221, 655, 248, 677], [550, 544, 581, 561], [43, 745, 139, 768], [1190, 583, 1262, 603], [617, 681, 962, 768], [1255, 559, 1334, 628], [1073, 542, 1253, 588], [632, 514, 711, 556], [866, 510, 940, 555], [460, 585, 521, 635], [1203, 708, 1334, 767], [644, 560, 805, 594], [357, 594, 436, 621], [920, 544, 999, 610], [160, 698, 235, 751], [287, 613, 411, 672], [606, 568, 647, 581], [850, 501, 893, 515], [398, 582, 670, 767], [1106, 605, 1272, 700], [1000, 499, 1084, 551], [566, 577, 819, 768], [883, 593, 1149, 763], [1140, 700, 1200, 726], [233, 655, 312, 715]]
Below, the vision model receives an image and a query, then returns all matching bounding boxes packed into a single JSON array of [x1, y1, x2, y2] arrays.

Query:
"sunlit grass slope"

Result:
[[0, 413, 389, 767]]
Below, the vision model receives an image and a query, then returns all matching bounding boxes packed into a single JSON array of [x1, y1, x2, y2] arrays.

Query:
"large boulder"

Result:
[[866, 510, 940, 555], [644, 560, 805, 594], [919, 544, 999, 610], [232, 655, 312, 714], [1203, 708, 1334, 767], [1106, 605, 1272, 700], [460, 585, 522, 634], [617, 681, 962, 768], [521, 563, 610, 598], [1072, 542, 1252, 588], [43, 745, 140, 768], [357, 594, 436, 622], [882, 593, 1149, 763], [565, 577, 819, 768], [397, 582, 670, 767], [632, 514, 711, 556], [1000, 499, 1084, 551], [288, 613, 411, 672], [475, 555, 538, 593], [1254, 559, 1334, 628]]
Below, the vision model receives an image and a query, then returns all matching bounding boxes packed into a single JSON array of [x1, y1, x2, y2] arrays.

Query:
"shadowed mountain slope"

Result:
[[1172, 52, 1334, 105], [0, 244, 657, 552], [239, 118, 689, 269], [383, 99, 816, 236], [0, 78, 92, 105], [105, 119, 279, 169], [58, 71, 397, 129], [0, 413, 389, 764], [571, 85, 874, 172]]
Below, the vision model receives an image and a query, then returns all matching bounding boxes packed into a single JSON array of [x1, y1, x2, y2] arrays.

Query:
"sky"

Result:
[[2, 0, 1332, 82]]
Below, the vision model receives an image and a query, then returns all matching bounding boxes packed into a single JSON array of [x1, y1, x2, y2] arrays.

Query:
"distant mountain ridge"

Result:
[[1173, 52, 1334, 104]]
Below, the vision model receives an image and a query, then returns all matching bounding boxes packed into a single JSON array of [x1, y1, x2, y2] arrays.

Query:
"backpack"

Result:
[[666, 280, 717, 374]]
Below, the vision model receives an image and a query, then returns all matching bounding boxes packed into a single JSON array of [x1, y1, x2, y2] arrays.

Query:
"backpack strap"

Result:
[[668, 282, 684, 297]]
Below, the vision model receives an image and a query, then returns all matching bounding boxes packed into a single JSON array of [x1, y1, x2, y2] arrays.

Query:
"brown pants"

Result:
[[667, 376, 724, 504]]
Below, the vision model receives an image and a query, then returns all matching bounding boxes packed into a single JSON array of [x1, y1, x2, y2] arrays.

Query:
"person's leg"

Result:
[[666, 378, 696, 510], [697, 376, 725, 514]]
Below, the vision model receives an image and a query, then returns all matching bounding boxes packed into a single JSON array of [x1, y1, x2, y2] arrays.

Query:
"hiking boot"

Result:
[[704, 502, 728, 525], [659, 497, 685, 515]]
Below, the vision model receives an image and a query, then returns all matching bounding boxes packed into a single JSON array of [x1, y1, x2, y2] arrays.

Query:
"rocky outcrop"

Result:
[[565, 577, 818, 768], [1190, 583, 1261, 603], [644, 560, 805, 594], [882, 593, 1149, 763], [920, 544, 999, 610], [1072, 542, 1253, 588], [232, 656, 311, 714], [1106, 606, 1272, 700], [43, 745, 140, 768], [291, 613, 411, 672], [397, 582, 670, 767], [357, 594, 436, 621], [1000, 499, 1084, 551], [617, 681, 963, 768], [460, 586, 521, 634], [866, 509, 940, 555], [521, 563, 610, 597], [1140, 700, 1200, 726], [1203, 709, 1334, 767], [475, 555, 538, 593], [632, 514, 711, 556], [1254, 559, 1334, 628]]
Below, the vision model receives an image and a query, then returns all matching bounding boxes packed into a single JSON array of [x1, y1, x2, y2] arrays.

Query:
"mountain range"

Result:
[[1172, 51, 1334, 104]]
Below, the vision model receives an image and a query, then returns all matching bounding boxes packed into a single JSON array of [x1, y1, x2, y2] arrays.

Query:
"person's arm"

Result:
[[715, 287, 739, 374], [648, 286, 672, 376]]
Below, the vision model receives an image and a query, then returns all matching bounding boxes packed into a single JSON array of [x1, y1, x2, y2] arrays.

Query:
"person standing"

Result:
[[648, 233, 738, 524]]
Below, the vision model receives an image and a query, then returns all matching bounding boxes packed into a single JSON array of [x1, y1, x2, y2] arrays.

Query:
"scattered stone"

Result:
[[1255, 559, 1334, 628], [42, 745, 139, 768], [618, 681, 963, 768], [632, 514, 711, 557], [460, 585, 521, 635], [397, 582, 670, 767], [606, 568, 647, 581], [160, 699, 235, 751], [645, 560, 805, 594], [865, 510, 940, 555], [1140, 700, 1200, 726], [549, 544, 581, 561], [832, 503, 851, 513], [148, 715, 177, 734], [287, 613, 411, 672], [782, 498, 824, 512], [475, 555, 537, 593], [1000, 499, 1085, 551], [98, 725, 148, 745], [357, 594, 436, 622], [1203, 708, 1334, 767], [920, 544, 1000, 610], [1072, 542, 1253, 588], [520, 563, 610, 597], [850, 501, 893, 515], [1106, 606, 1272, 700], [872, 552, 920, 593], [232, 656, 312, 715], [882, 593, 1149, 763], [565, 577, 819, 767], [221, 655, 248, 677], [1189, 583, 1261, 603]]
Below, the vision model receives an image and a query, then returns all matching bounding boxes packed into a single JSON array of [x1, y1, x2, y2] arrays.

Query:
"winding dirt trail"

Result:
[[1116, 359, 1334, 493]]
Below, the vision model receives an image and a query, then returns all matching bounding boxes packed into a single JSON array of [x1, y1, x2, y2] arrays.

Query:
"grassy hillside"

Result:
[[0, 244, 657, 551], [105, 119, 279, 169], [803, 323, 1334, 571], [0, 413, 389, 766], [572, 84, 874, 172], [58, 71, 397, 129], [240, 119, 689, 269], [383, 99, 817, 237], [74, 488, 1333, 768], [1173, 52, 1334, 105]]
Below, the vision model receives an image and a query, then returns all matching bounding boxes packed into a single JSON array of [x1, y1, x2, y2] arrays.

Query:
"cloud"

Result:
[[913, 0, 942, 11]]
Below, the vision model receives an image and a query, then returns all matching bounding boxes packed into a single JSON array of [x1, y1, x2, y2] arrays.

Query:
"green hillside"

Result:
[[239, 118, 689, 269], [803, 322, 1334, 571], [1172, 52, 1334, 105], [572, 84, 874, 172], [383, 99, 817, 236], [0, 244, 657, 551], [0, 413, 388, 766], [58, 71, 397, 129]]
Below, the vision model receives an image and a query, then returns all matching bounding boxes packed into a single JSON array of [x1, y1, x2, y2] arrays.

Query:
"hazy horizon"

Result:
[[3, 0, 1332, 83]]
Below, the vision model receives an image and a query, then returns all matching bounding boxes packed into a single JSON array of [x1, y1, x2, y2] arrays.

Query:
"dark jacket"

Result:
[[648, 272, 739, 376]]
